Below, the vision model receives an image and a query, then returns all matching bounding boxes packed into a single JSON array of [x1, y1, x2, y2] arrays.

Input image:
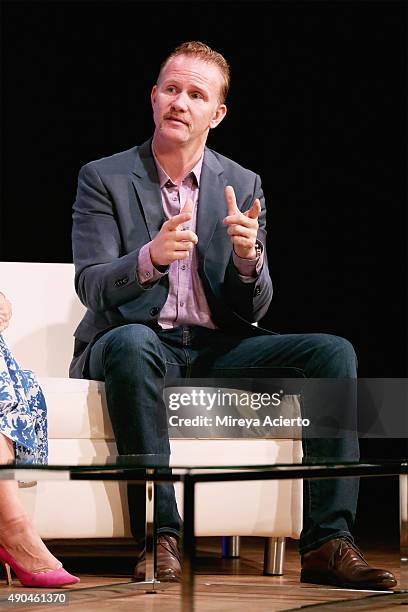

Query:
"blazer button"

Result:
[[150, 306, 160, 316]]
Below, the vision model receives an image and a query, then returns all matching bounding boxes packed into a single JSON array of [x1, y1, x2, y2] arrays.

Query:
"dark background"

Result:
[[1, 0, 407, 539]]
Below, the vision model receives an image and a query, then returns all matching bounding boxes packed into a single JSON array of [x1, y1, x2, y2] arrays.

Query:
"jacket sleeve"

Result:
[[72, 163, 161, 313], [223, 173, 273, 322]]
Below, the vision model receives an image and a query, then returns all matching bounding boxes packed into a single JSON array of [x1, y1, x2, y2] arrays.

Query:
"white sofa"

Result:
[[0, 261, 302, 572]]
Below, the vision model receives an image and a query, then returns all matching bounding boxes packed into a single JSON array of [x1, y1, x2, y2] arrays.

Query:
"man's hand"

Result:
[[223, 185, 261, 259], [0, 292, 12, 332], [149, 198, 198, 267]]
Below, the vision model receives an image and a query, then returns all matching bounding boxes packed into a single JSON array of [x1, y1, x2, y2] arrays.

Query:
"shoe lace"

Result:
[[158, 536, 181, 561], [329, 537, 368, 569]]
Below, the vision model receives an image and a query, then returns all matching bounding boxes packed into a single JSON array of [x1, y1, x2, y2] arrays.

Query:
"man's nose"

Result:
[[171, 92, 189, 111]]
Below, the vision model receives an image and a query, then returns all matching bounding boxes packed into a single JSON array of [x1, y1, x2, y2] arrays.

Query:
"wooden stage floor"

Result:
[[0, 536, 405, 611]]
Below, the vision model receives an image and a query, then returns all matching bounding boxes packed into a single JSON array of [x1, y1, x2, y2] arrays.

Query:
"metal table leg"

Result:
[[182, 473, 196, 611], [144, 468, 157, 591], [400, 472, 408, 590], [264, 536, 286, 575], [222, 536, 240, 558]]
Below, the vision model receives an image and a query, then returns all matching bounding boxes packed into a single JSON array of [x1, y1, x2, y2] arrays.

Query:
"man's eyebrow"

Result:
[[190, 84, 207, 93], [161, 78, 208, 93], [187, 83, 210, 98]]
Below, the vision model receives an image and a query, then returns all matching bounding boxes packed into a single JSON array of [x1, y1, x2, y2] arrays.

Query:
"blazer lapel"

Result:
[[131, 139, 166, 240], [196, 147, 226, 261], [131, 141, 227, 250]]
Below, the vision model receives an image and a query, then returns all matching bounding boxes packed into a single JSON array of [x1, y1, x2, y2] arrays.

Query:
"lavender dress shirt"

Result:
[[137, 152, 264, 329]]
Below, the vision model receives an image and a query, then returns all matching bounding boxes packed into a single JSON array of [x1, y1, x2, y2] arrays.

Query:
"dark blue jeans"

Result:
[[87, 324, 359, 554]]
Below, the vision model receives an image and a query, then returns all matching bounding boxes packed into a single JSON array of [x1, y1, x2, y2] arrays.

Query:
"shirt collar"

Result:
[[152, 148, 203, 188]]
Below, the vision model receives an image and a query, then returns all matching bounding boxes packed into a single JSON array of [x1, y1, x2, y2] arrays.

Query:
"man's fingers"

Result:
[[224, 191, 260, 226], [174, 241, 195, 251], [225, 185, 239, 216], [244, 199, 261, 219], [174, 230, 198, 244], [166, 211, 193, 230], [227, 225, 253, 238], [166, 198, 194, 231], [224, 213, 257, 228], [169, 250, 190, 261], [181, 197, 194, 216]]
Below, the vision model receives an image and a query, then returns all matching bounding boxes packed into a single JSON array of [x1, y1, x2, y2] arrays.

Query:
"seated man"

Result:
[[69, 40, 396, 589]]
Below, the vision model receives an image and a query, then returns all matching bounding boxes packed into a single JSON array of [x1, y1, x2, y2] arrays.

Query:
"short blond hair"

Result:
[[158, 41, 230, 104]]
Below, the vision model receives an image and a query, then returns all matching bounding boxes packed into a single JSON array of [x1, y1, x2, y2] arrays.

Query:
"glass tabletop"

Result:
[[0, 453, 406, 475]]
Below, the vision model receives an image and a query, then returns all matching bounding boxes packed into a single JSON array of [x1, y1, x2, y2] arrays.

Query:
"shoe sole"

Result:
[[157, 574, 181, 583], [300, 570, 397, 590], [133, 572, 181, 583]]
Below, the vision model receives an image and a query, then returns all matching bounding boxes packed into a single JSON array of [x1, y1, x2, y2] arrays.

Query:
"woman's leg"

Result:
[[0, 433, 60, 572]]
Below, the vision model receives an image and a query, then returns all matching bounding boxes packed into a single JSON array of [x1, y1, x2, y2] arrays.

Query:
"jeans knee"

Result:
[[332, 335, 357, 364], [104, 324, 163, 362], [313, 334, 357, 375]]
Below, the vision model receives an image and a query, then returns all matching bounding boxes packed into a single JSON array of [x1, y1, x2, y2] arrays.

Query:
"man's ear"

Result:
[[151, 84, 158, 107], [209, 104, 227, 129]]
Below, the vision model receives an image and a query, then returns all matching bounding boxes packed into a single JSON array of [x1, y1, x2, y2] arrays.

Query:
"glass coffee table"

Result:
[[0, 456, 406, 611]]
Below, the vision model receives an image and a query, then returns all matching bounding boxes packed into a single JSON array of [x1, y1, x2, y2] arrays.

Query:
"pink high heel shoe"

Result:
[[0, 545, 80, 587]]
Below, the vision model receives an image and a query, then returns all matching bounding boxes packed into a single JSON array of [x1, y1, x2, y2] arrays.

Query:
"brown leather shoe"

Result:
[[133, 535, 182, 582], [301, 538, 397, 590]]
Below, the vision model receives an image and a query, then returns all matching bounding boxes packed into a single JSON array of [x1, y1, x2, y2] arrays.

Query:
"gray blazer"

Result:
[[70, 138, 274, 378]]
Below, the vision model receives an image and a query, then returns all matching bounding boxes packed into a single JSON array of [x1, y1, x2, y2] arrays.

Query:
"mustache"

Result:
[[164, 113, 189, 125]]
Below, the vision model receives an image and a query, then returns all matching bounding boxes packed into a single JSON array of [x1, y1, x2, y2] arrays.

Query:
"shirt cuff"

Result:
[[137, 243, 168, 285], [232, 243, 264, 281]]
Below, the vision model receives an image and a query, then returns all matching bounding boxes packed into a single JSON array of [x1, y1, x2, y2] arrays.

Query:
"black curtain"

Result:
[[1, 0, 407, 538]]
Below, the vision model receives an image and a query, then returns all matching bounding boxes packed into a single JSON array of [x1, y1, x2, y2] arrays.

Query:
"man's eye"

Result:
[[166, 86, 177, 93], [191, 92, 203, 99]]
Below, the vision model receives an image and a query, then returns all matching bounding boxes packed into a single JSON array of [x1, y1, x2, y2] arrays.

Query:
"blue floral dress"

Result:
[[0, 335, 48, 464]]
